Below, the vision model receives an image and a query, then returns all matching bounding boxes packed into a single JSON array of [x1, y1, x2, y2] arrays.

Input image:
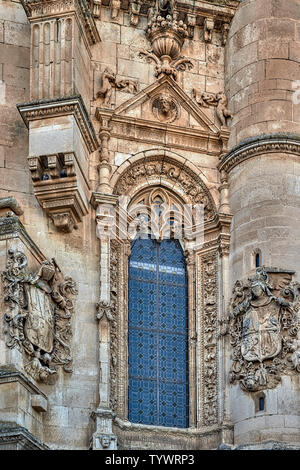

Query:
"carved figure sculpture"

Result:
[[152, 93, 178, 123], [97, 68, 139, 107], [192, 89, 233, 127], [216, 91, 233, 126], [97, 68, 116, 107]]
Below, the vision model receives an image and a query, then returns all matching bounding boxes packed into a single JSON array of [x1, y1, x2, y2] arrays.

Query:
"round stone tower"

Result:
[[222, 0, 300, 449]]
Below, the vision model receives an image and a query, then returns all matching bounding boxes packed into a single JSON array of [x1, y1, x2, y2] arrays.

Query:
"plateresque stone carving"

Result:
[[97, 67, 139, 108], [193, 89, 233, 127], [2, 249, 77, 382], [226, 267, 300, 392], [140, 1, 193, 80], [152, 93, 179, 123]]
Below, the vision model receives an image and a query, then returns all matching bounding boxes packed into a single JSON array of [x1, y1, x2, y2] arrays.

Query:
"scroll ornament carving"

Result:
[[192, 89, 233, 127], [97, 68, 139, 108], [201, 252, 218, 425], [114, 159, 215, 221], [96, 301, 114, 322], [226, 267, 300, 392], [2, 249, 77, 382]]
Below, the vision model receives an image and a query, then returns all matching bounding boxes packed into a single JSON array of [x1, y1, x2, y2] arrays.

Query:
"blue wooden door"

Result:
[[128, 237, 189, 428]]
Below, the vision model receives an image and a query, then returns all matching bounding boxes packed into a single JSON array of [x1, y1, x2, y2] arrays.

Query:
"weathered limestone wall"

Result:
[[225, 0, 300, 449], [228, 151, 300, 283], [225, 0, 300, 148], [0, 0, 99, 450]]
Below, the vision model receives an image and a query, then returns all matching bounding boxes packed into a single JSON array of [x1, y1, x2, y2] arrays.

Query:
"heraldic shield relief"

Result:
[[2, 249, 77, 382], [226, 267, 300, 392]]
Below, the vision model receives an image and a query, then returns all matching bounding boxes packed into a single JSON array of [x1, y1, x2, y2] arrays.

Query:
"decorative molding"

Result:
[[27, 152, 89, 233], [109, 239, 120, 413], [113, 155, 217, 221], [219, 134, 300, 173], [225, 267, 300, 392], [197, 250, 219, 426], [0, 425, 49, 450], [21, 0, 100, 46], [0, 197, 23, 216], [17, 96, 99, 155], [204, 17, 214, 43], [2, 249, 77, 383], [0, 214, 45, 263], [129, 0, 142, 26], [0, 370, 48, 399]]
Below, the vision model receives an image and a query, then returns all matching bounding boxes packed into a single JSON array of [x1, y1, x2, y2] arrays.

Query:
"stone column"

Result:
[[90, 111, 118, 449]]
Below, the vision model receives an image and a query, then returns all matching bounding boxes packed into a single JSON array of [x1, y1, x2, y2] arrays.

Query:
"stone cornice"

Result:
[[0, 215, 45, 263], [114, 416, 233, 439], [17, 96, 99, 155], [0, 197, 23, 216], [0, 424, 49, 450], [0, 370, 47, 399], [21, 0, 100, 46], [219, 133, 300, 173]]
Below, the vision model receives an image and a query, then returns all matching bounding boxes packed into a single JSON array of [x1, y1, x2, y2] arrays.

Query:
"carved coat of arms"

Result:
[[2, 249, 77, 382], [226, 267, 300, 391]]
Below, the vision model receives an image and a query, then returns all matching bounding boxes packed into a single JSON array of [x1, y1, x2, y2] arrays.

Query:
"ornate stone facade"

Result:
[[0, 0, 299, 452]]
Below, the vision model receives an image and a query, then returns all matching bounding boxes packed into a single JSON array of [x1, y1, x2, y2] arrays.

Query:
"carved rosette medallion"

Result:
[[2, 249, 77, 382], [197, 250, 219, 426], [152, 93, 179, 123], [227, 267, 300, 392]]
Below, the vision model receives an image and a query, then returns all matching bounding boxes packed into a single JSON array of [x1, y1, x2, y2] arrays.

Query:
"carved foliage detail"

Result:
[[199, 251, 218, 425], [227, 268, 300, 392], [109, 240, 120, 411], [2, 249, 77, 382]]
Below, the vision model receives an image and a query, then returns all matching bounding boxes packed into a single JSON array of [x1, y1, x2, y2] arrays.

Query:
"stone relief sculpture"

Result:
[[140, 3, 193, 81], [2, 249, 77, 382], [192, 89, 233, 127], [152, 93, 179, 123], [226, 267, 300, 392], [97, 67, 139, 107]]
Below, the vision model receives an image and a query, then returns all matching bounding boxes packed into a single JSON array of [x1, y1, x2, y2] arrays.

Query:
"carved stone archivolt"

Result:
[[2, 249, 77, 382], [113, 156, 216, 221], [226, 267, 300, 392]]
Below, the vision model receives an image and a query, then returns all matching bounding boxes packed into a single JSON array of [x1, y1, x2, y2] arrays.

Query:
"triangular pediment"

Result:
[[112, 76, 220, 134]]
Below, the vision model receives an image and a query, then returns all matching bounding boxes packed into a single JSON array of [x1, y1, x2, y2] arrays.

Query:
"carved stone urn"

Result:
[[145, 13, 190, 79]]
